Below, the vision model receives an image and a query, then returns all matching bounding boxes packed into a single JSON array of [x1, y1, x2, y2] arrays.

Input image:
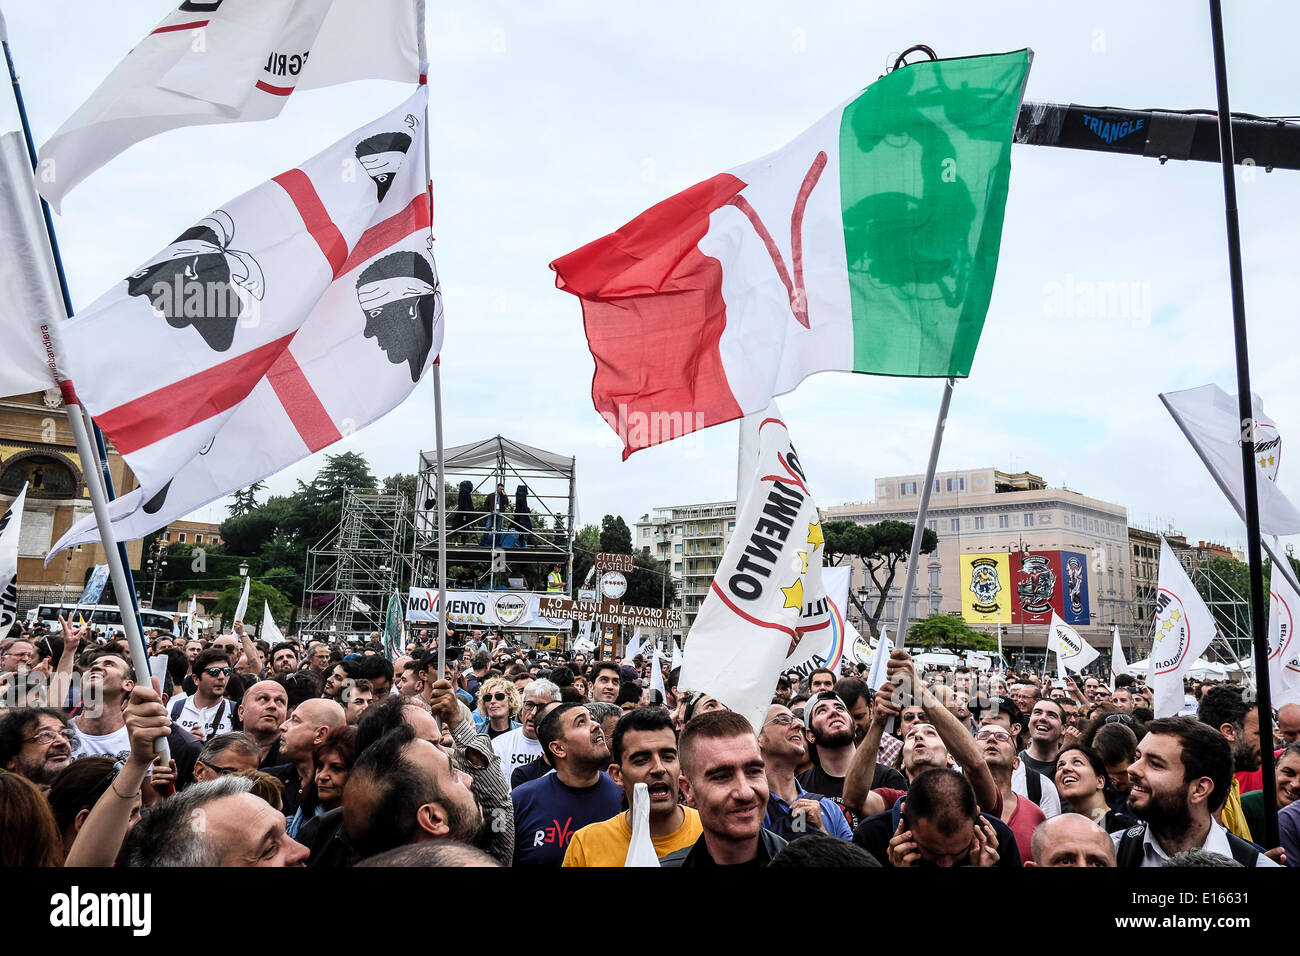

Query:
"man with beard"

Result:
[[798, 691, 907, 829], [269, 643, 300, 677], [759, 703, 853, 842], [68, 650, 135, 762], [563, 708, 702, 865], [356, 250, 441, 383], [1115, 716, 1277, 866], [1197, 685, 1262, 841], [342, 723, 483, 861], [168, 649, 236, 741], [511, 702, 622, 866], [0, 707, 73, 785], [322, 659, 360, 703], [238, 680, 290, 766]]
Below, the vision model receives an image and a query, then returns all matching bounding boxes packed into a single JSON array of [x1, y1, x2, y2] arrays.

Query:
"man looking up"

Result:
[[511, 702, 622, 866], [798, 691, 906, 826], [492, 679, 561, 791], [590, 661, 621, 703], [238, 680, 290, 766], [563, 708, 702, 865], [1018, 698, 1066, 810], [759, 702, 853, 842], [69, 650, 135, 761]]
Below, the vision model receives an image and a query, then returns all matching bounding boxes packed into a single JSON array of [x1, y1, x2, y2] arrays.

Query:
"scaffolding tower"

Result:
[[301, 490, 415, 637], [413, 436, 576, 596]]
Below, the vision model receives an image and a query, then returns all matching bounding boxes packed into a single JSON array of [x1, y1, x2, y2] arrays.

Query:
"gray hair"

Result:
[[523, 679, 561, 702], [585, 701, 623, 724], [197, 731, 261, 767], [1162, 849, 1243, 868], [128, 776, 254, 867]]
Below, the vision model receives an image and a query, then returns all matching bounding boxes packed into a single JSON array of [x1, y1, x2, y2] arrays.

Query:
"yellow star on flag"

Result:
[[797, 551, 809, 573], [1269, 455, 1276, 467], [1171, 609, 1181, 621], [782, 577, 805, 610], [807, 522, 824, 549]]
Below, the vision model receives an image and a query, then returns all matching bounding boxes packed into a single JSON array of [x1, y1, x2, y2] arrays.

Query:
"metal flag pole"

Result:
[[1207, 0, 1276, 849], [3, 9, 160, 756]]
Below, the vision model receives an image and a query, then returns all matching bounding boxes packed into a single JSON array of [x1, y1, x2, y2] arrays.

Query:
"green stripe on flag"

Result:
[[839, 50, 1030, 377]]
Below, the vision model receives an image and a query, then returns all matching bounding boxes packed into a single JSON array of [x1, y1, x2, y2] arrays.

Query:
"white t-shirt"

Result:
[[492, 727, 543, 790], [1012, 762, 1062, 818], [169, 693, 236, 739], [69, 722, 131, 762]]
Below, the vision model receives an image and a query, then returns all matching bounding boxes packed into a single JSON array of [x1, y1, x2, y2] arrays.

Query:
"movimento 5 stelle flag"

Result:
[[552, 50, 1031, 457]]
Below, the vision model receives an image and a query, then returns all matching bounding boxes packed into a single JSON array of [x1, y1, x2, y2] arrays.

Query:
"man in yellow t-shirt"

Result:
[[562, 708, 701, 866]]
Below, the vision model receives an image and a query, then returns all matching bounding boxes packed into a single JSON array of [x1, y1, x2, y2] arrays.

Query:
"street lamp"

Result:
[[239, 561, 249, 578], [145, 542, 168, 607]]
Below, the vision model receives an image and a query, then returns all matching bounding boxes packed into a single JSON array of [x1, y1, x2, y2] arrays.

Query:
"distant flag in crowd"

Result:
[[1048, 612, 1099, 675], [0, 133, 63, 399], [48, 87, 442, 558], [261, 601, 284, 645], [384, 590, 404, 660], [1268, 565, 1300, 708], [0, 484, 27, 641], [1160, 384, 1300, 536], [679, 406, 831, 730], [649, 643, 665, 701], [78, 564, 110, 607], [233, 575, 251, 627], [36, 0, 422, 211], [1149, 537, 1218, 717], [1110, 624, 1128, 690], [625, 628, 645, 660], [186, 593, 198, 639], [670, 639, 682, 670], [867, 626, 893, 692], [551, 50, 1031, 458]]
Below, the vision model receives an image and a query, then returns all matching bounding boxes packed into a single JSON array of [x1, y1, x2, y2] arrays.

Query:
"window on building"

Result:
[[950, 518, 960, 532], [974, 517, 984, 530], [929, 570, 940, 589], [728, 521, 735, 531], [927, 520, 938, 532], [929, 594, 941, 613], [946, 477, 966, 492], [162, 532, 171, 542], [195, 534, 203, 544], [178, 533, 186, 543], [712, 523, 719, 533], [675, 526, 683, 534], [901, 481, 918, 495], [1024, 513, 1033, 527], [934, 479, 942, 492], [999, 515, 1009, 528], [887, 600, 897, 619], [675, 544, 683, 553], [674, 561, 683, 571]]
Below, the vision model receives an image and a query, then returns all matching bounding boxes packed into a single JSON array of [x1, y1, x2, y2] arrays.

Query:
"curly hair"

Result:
[[477, 675, 521, 720]]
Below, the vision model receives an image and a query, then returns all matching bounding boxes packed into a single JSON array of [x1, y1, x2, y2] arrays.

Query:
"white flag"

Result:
[[0, 133, 64, 400], [0, 484, 28, 641], [187, 593, 198, 639], [233, 576, 251, 628], [625, 628, 644, 660], [37, 0, 421, 211], [867, 627, 893, 692], [1160, 384, 1300, 536], [1111, 625, 1129, 691], [1048, 612, 1099, 674], [1149, 537, 1218, 717], [1268, 566, 1300, 709], [624, 782, 661, 867], [670, 640, 682, 671], [649, 644, 666, 702], [48, 87, 441, 558], [261, 600, 284, 645], [680, 406, 831, 731]]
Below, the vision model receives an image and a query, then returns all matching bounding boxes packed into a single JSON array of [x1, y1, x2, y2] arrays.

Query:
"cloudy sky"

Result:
[[4, 0, 1299, 557]]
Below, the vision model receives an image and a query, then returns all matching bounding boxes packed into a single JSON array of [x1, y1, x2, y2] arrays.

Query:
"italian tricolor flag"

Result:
[[552, 50, 1031, 458]]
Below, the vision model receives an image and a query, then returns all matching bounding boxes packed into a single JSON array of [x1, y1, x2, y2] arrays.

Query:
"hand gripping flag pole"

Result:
[[2, 7, 164, 758], [1208, 0, 1276, 849]]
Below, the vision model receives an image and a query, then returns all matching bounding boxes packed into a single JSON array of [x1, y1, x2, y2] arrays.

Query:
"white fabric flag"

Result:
[[1267, 565, 1300, 709], [670, 640, 682, 671], [1111, 625, 1129, 691], [867, 627, 893, 692], [649, 644, 666, 702], [48, 88, 441, 558], [1149, 537, 1219, 717], [0, 132, 64, 399], [625, 628, 644, 660], [0, 484, 28, 641], [261, 600, 284, 644], [37, 0, 421, 211], [1048, 612, 1099, 674], [1160, 384, 1300, 536], [680, 406, 831, 731], [233, 576, 251, 627], [624, 783, 661, 867], [187, 593, 198, 639]]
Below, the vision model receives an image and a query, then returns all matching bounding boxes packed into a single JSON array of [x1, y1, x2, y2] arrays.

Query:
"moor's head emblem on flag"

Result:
[[356, 250, 441, 382], [355, 131, 413, 203], [125, 210, 265, 351]]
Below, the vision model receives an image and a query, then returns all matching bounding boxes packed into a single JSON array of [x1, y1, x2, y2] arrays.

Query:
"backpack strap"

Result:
[[170, 697, 186, 721], [1027, 769, 1042, 807], [210, 699, 226, 736], [1115, 824, 1147, 867]]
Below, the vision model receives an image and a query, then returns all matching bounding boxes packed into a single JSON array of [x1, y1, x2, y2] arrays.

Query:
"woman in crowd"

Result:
[[288, 725, 357, 839], [1054, 743, 1138, 834], [1241, 742, 1300, 842], [0, 770, 64, 866], [474, 676, 521, 739], [46, 756, 141, 859]]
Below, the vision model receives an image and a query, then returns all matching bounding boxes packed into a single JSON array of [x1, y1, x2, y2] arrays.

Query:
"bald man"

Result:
[[278, 698, 346, 816], [1278, 703, 1300, 746], [1027, 814, 1116, 868]]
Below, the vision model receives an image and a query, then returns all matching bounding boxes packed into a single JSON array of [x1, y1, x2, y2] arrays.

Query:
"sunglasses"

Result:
[[1103, 713, 1134, 725], [483, 692, 508, 702], [203, 666, 233, 678]]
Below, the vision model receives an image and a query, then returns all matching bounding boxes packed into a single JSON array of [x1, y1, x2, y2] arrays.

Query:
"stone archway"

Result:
[[0, 450, 82, 499]]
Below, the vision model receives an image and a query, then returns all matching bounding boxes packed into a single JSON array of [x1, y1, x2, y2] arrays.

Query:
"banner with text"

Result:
[[406, 588, 571, 630]]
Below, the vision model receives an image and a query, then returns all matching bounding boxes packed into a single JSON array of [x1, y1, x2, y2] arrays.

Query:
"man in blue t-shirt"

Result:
[[511, 702, 622, 866]]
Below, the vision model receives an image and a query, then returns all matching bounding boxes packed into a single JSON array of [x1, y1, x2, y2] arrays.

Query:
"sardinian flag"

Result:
[[48, 87, 443, 558], [679, 405, 831, 731], [37, 0, 422, 211], [0, 485, 27, 641]]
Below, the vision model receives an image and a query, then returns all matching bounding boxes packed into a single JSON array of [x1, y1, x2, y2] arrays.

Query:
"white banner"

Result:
[[1149, 537, 1218, 716], [786, 564, 856, 680], [1268, 565, 1300, 708], [405, 588, 571, 630], [0, 485, 27, 641], [1049, 611, 1100, 674]]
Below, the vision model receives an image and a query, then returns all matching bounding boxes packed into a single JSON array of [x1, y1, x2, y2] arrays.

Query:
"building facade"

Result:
[[634, 501, 737, 632], [160, 519, 224, 548]]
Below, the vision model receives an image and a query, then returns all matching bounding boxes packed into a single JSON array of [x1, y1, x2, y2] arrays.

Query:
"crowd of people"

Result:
[[1, 616, 1298, 868]]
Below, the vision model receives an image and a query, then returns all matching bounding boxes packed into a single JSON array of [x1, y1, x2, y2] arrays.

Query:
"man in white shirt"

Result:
[[167, 649, 236, 741], [491, 678, 560, 791], [69, 649, 135, 762], [1113, 716, 1278, 867]]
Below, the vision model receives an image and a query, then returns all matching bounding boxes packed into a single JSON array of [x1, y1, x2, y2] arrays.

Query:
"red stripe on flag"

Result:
[[266, 350, 341, 452], [273, 169, 348, 277], [550, 173, 748, 459], [338, 193, 431, 277], [255, 80, 295, 97], [95, 335, 295, 454], [708, 580, 796, 639], [151, 19, 209, 35]]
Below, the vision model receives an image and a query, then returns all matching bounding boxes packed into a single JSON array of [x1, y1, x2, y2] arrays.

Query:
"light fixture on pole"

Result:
[[238, 561, 249, 578]]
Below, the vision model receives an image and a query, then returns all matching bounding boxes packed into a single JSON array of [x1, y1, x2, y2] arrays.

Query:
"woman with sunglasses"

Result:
[[473, 676, 522, 740], [1054, 744, 1138, 834]]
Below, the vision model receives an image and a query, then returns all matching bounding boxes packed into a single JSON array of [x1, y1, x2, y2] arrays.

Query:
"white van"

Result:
[[26, 603, 180, 637]]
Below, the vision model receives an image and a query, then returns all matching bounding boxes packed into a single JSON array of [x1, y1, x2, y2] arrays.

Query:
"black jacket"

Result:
[[659, 829, 788, 867]]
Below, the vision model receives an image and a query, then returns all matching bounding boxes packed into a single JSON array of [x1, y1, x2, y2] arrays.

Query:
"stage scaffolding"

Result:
[[413, 436, 576, 597], [300, 489, 415, 637]]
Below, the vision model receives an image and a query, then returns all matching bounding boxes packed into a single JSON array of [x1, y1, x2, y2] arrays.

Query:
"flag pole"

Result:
[[1207, 0, 1277, 849], [4, 10, 158, 753]]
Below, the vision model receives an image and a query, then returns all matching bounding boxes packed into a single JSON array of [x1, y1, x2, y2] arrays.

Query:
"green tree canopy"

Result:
[[906, 614, 998, 652], [599, 515, 633, 555], [822, 519, 938, 639]]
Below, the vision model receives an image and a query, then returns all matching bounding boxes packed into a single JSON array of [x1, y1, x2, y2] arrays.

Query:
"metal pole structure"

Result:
[[1207, 0, 1277, 850], [433, 362, 447, 680]]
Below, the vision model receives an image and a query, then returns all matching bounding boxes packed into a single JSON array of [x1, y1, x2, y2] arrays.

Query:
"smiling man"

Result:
[[563, 708, 702, 865], [759, 703, 853, 842], [69, 649, 135, 762], [0, 707, 73, 785]]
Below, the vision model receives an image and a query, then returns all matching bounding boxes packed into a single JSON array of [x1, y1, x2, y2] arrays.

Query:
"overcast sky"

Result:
[[4, 0, 1299, 557]]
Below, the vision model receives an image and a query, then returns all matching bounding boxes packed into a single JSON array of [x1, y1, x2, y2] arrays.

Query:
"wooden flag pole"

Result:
[[1208, 0, 1277, 849]]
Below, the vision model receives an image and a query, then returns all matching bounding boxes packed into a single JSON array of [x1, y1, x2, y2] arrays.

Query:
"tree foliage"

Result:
[[905, 614, 998, 652], [822, 519, 938, 639], [599, 515, 633, 556], [570, 524, 601, 593]]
